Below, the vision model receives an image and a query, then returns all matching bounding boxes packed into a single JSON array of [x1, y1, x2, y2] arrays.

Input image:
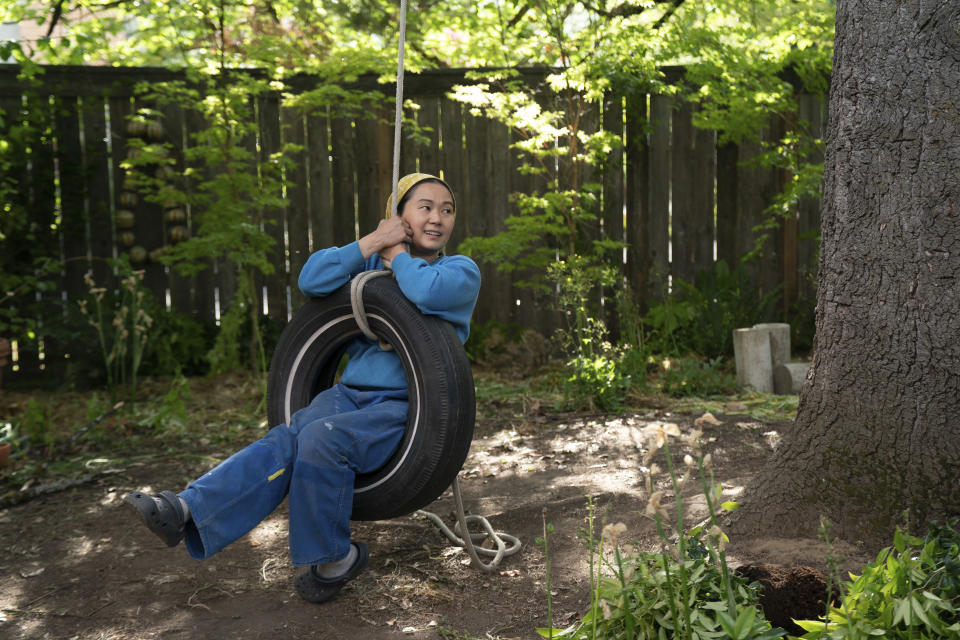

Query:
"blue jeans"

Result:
[[179, 384, 408, 566]]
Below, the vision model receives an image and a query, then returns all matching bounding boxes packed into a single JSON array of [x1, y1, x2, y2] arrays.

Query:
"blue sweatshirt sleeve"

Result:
[[390, 252, 481, 342], [298, 241, 369, 297]]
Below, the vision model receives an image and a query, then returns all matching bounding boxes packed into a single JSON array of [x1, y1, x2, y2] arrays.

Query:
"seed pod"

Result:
[[146, 120, 165, 140], [154, 165, 176, 181], [118, 231, 136, 247], [168, 225, 189, 243], [128, 245, 147, 264], [164, 208, 187, 224], [116, 209, 136, 229], [119, 191, 138, 208], [149, 245, 171, 262], [125, 119, 146, 137]]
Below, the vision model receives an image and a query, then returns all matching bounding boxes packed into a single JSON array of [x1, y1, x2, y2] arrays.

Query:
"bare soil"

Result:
[[0, 374, 872, 640]]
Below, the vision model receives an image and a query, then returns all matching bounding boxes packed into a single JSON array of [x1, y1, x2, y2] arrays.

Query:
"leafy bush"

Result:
[[795, 520, 960, 639], [657, 356, 738, 398], [547, 257, 628, 411], [644, 260, 781, 358], [540, 425, 786, 640]]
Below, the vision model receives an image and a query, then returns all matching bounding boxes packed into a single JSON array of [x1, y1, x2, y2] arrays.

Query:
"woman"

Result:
[[125, 173, 481, 604]]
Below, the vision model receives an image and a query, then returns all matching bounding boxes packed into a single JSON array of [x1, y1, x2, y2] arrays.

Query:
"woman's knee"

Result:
[[295, 418, 346, 466]]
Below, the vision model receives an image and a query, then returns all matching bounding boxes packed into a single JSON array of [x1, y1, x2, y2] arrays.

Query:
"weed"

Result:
[[795, 519, 960, 639], [539, 424, 786, 640], [76, 256, 153, 398], [656, 355, 737, 398]]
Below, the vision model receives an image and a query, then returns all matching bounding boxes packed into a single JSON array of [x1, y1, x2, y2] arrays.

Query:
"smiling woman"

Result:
[[125, 172, 481, 606]]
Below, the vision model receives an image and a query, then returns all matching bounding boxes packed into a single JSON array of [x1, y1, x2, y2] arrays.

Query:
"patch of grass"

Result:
[[671, 391, 799, 423]]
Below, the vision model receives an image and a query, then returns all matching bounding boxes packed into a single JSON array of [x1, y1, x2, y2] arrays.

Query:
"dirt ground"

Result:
[[0, 377, 873, 640]]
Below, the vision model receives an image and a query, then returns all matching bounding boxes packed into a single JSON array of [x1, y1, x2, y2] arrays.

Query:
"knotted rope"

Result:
[[346, 0, 521, 572]]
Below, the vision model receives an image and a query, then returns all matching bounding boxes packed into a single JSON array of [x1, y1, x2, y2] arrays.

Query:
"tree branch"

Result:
[[44, 0, 65, 38]]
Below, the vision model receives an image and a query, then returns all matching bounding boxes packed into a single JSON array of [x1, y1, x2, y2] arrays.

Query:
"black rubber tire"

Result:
[[266, 275, 475, 521]]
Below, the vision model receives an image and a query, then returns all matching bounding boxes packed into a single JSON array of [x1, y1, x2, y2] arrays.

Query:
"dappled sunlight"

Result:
[[245, 512, 290, 559]]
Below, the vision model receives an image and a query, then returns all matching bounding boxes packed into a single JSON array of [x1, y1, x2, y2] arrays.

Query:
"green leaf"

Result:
[[909, 596, 931, 626], [720, 501, 740, 511], [732, 605, 756, 639], [893, 596, 910, 626]]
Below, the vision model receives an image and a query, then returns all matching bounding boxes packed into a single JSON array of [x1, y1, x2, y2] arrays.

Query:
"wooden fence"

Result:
[[0, 64, 825, 385]]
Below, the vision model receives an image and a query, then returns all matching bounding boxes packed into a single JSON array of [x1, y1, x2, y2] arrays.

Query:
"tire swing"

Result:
[[269, 0, 519, 571], [265, 273, 475, 521]]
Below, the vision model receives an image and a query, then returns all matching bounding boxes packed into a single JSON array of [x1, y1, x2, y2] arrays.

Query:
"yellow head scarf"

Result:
[[384, 173, 456, 219]]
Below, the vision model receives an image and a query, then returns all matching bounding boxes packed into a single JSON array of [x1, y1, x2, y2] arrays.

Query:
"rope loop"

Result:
[[416, 477, 522, 573], [350, 270, 394, 351]]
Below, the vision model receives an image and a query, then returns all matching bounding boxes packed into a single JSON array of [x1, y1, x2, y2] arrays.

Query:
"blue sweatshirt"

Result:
[[298, 241, 481, 390]]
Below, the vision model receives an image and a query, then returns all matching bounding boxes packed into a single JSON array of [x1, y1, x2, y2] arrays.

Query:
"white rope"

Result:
[[390, 0, 408, 218], [383, 0, 521, 572], [350, 270, 393, 351], [416, 478, 522, 573]]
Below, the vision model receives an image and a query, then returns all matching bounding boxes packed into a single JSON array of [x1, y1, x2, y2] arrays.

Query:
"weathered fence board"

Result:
[[282, 106, 310, 312], [647, 94, 672, 301], [624, 91, 650, 308], [0, 64, 825, 385]]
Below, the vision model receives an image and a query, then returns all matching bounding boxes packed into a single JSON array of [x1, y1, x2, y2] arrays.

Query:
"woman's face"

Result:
[[400, 181, 456, 261]]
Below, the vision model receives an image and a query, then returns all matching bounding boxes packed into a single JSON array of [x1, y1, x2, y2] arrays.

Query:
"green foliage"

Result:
[[11, 398, 55, 456], [548, 257, 628, 411], [136, 373, 194, 434], [0, 79, 61, 347], [657, 356, 738, 398], [541, 430, 785, 640], [141, 309, 215, 378], [76, 257, 154, 398], [795, 520, 960, 639], [643, 260, 781, 358]]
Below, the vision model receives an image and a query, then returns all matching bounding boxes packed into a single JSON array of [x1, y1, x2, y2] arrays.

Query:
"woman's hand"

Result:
[[358, 216, 411, 266]]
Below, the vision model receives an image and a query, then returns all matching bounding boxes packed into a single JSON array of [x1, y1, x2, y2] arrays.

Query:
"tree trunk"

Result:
[[729, 0, 960, 548]]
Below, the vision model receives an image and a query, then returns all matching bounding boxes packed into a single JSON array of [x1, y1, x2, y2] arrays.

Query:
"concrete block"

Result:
[[773, 362, 810, 395], [733, 327, 774, 392]]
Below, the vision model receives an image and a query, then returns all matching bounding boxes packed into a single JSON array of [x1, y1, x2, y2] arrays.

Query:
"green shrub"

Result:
[[644, 260, 781, 358], [795, 519, 960, 639], [540, 427, 786, 640], [657, 355, 737, 398]]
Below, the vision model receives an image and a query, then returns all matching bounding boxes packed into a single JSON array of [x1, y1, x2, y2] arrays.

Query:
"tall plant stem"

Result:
[[662, 440, 692, 637], [698, 461, 737, 614]]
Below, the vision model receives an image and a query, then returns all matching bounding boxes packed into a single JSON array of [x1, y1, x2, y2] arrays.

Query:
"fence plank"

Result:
[[671, 100, 715, 286], [647, 94, 671, 299], [180, 102, 217, 324], [625, 91, 650, 311], [113, 97, 169, 308], [28, 96, 65, 381], [602, 92, 625, 336], [283, 106, 309, 311], [257, 93, 288, 322], [307, 110, 334, 252], [330, 115, 357, 247], [439, 99, 467, 253], [355, 115, 381, 236], [1, 95, 40, 381], [462, 110, 494, 325], [157, 99, 197, 318], [418, 97, 442, 175], [80, 96, 115, 287], [716, 140, 738, 269], [736, 118, 785, 295]]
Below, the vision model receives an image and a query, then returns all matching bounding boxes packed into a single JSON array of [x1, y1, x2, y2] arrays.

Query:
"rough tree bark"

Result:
[[729, 0, 960, 547]]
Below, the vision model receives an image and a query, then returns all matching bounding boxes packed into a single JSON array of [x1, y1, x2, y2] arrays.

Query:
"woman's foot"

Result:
[[123, 490, 187, 547], [294, 542, 370, 604]]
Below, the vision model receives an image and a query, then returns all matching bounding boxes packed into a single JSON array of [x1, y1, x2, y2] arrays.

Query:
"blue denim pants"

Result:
[[179, 384, 408, 566]]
